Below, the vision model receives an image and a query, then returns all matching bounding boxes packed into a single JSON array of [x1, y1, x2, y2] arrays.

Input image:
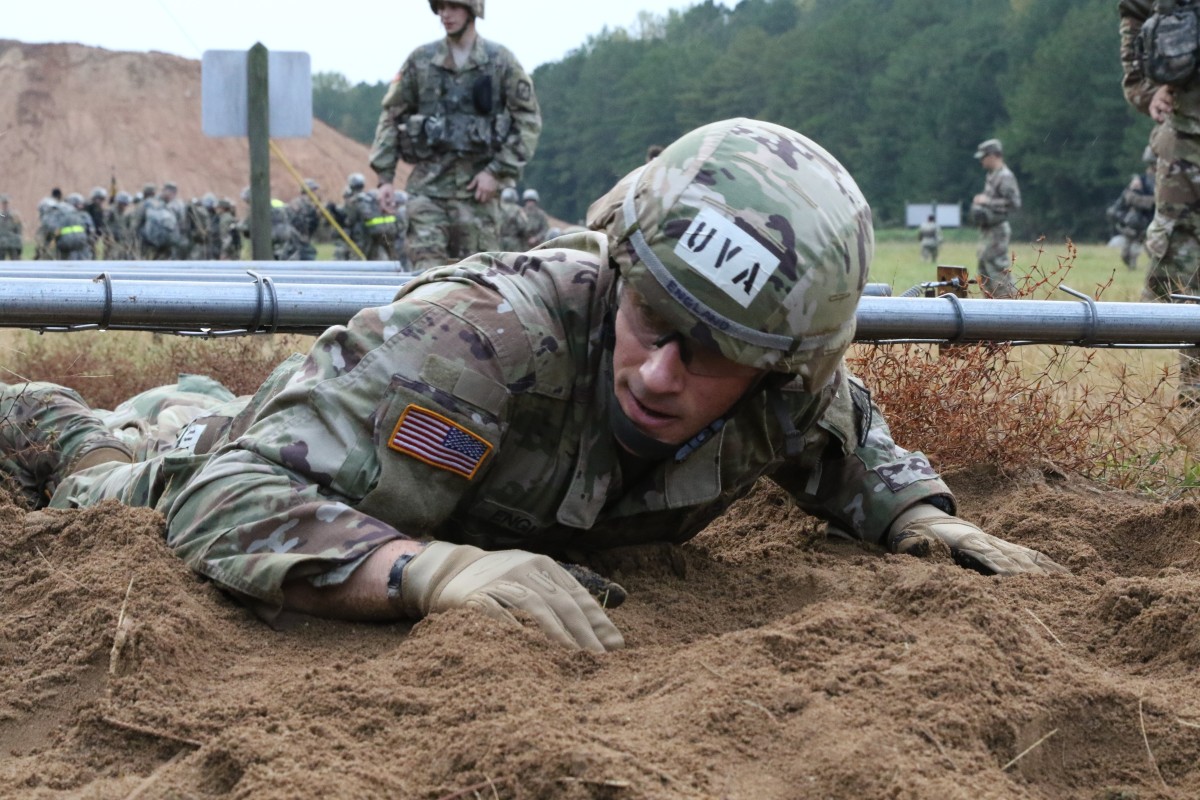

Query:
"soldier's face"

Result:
[[611, 287, 762, 447], [437, 3, 472, 38]]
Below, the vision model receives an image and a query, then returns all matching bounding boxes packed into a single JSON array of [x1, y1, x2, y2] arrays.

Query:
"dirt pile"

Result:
[[3, 467, 1200, 799], [0, 40, 403, 228]]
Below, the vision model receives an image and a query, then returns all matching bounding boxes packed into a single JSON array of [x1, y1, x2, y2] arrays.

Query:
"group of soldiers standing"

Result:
[[0, 172, 557, 267]]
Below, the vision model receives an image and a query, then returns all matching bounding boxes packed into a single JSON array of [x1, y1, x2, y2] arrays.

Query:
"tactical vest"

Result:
[[398, 40, 513, 163]]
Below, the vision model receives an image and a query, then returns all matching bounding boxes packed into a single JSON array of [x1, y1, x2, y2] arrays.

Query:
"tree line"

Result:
[[313, 0, 1148, 240]]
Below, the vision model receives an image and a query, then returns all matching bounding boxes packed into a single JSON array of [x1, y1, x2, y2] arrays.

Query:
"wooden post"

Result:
[[247, 43, 272, 261]]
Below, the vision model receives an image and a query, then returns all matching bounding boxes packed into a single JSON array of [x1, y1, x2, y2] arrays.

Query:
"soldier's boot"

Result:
[[0, 382, 132, 509]]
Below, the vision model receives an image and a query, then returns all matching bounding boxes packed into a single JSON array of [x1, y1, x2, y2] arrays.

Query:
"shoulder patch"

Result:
[[388, 404, 492, 479], [516, 80, 532, 103]]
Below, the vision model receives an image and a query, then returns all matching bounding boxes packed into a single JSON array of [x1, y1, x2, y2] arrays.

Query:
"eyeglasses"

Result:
[[617, 293, 762, 379]]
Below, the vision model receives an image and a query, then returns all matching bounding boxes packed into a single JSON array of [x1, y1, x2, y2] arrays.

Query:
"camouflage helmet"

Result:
[[347, 172, 366, 190], [586, 117, 873, 391], [67, 192, 85, 208], [522, 188, 540, 203], [429, 0, 483, 19], [90, 186, 107, 200], [115, 191, 132, 205], [500, 187, 519, 203]]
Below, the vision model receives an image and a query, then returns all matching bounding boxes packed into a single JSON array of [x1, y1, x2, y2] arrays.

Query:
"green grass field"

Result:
[[868, 232, 1145, 302]]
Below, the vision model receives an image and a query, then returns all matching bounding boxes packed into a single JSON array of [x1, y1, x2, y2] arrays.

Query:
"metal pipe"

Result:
[[4, 275, 1188, 346], [0, 269, 410, 285]]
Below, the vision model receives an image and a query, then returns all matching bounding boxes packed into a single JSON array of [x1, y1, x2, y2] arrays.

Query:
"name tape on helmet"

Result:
[[673, 207, 780, 308]]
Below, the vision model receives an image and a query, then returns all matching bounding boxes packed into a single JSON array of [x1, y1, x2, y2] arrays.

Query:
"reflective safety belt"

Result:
[[365, 215, 397, 227], [58, 225, 85, 235]]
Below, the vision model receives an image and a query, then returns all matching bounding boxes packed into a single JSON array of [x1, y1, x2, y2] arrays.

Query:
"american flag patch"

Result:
[[388, 404, 492, 479]]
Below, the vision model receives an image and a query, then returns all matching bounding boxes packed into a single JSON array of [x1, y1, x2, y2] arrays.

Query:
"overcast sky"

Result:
[[4, 1, 718, 83]]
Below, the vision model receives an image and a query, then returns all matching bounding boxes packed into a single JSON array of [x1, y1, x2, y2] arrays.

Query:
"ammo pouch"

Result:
[[1138, 2, 1200, 86], [398, 114, 436, 163]]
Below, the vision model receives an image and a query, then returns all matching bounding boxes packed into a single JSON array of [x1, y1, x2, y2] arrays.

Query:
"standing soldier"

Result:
[[214, 198, 242, 261], [519, 188, 550, 247], [84, 187, 108, 257], [102, 192, 134, 260], [498, 186, 524, 251], [370, 0, 541, 270], [1120, 0, 1200, 404], [917, 212, 941, 263], [969, 138, 1022, 298], [328, 187, 354, 261], [133, 184, 179, 261], [1107, 145, 1157, 272], [0, 195, 23, 260], [288, 179, 322, 261], [343, 173, 398, 261], [66, 193, 97, 260]]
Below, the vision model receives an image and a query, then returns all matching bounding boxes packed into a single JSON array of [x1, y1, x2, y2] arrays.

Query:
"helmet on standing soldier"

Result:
[[428, 0, 483, 19]]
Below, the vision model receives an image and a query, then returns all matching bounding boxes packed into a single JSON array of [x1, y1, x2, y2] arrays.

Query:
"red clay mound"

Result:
[[0, 40, 406, 227]]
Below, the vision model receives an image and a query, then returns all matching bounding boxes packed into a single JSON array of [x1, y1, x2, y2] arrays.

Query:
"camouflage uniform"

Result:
[[369, 33, 541, 271], [0, 201, 23, 260], [970, 149, 1021, 298], [343, 188, 398, 261], [917, 217, 940, 263], [1113, 162, 1156, 270], [102, 198, 134, 260], [1120, 0, 1200, 400], [0, 229, 953, 614], [288, 193, 321, 261], [499, 191, 526, 251], [519, 201, 550, 248]]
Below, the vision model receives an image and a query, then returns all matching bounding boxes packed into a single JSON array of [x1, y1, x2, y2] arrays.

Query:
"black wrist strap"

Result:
[[386, 551, 419, 601]]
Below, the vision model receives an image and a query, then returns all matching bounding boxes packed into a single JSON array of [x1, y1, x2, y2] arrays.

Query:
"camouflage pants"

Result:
[[976, 222, 1016, 298], [1143, 152, 1200, 398], [0, 247, 20, 260], [1120, 232, 1144, 271], [0, 378, 239, 509], [406, 194, 501, 272], [920, 242, 938, 263]]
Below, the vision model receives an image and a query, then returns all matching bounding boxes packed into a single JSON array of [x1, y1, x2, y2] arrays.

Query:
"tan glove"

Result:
[[399, 542, 625, 653], [886, 504, 1069, 576]]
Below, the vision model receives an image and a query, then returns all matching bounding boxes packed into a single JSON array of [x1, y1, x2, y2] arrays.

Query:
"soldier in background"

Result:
[[1108, 145, 1157, 272], [186, 196, 215, 260], [84, 187, 108, 255], [498, 186, 524, 251], [1120, 1, 1200, 404], [102, 192, 134, 260], [214, 198, 242, 261], [0, 195, 24, 260], [370, 0, 541, 270], [37, 197, 91, 260], [917, 213, 941, 263], [520, 188, 549, 247], [132, 183, 176, 260], [289, 179, 322, 261], [392, 190, 411, 269], [241, 187, 300, 261], [66, 193, 97, 259], [969, 138, 1022, 298], [343, 173, 397, 261], [328, 187, 353, 261]]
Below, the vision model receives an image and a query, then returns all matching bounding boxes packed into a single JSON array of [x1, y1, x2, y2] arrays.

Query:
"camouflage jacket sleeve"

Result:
[[767, 368, 954, 545], [368, 63, 417, 183], [485, 46, 541, 182], [1123, 173, 1155, 208], [1119, 0, 1158, 115], [164, 281, 523, 612]]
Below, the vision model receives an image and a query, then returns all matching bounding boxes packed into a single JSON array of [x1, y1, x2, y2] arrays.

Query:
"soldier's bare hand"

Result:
[[468, 170, 499, 203], [377, 182, 397, 214], [1150, 85, 1175, 123]]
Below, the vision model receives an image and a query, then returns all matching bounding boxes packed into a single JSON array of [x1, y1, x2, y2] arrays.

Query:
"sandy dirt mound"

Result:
[[0, 40, 401, 228], [2, 467, 1200, 799]]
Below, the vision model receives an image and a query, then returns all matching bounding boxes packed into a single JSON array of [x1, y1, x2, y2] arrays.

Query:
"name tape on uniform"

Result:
[[673, 207, 780, 308], [388, 404, 492, 480]]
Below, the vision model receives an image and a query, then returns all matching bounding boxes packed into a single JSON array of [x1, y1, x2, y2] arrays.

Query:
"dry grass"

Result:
[[0, 330, 314, 411], [852, 239, 1200, 498]]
